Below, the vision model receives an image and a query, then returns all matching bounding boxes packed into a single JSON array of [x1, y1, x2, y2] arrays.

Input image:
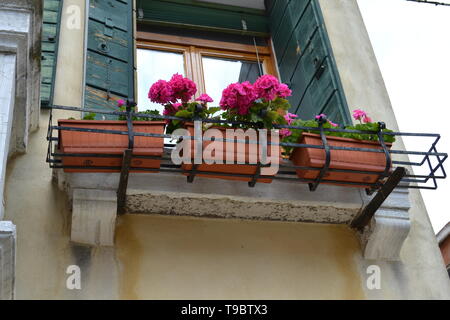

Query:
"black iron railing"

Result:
[[46, 104, 448, 228]]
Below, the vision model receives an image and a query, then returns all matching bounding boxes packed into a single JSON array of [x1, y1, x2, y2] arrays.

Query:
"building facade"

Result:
[[437, 223, 450, 278], [0, 0, 449, 299]]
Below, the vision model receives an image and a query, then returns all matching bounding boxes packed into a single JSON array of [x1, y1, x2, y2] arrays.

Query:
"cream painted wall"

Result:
[[318, 0, 450, 297], [3, 0, 450, 300], [5, 112, 367, 299], [53, 0, 86, 109], [4, 112, 449, 299]]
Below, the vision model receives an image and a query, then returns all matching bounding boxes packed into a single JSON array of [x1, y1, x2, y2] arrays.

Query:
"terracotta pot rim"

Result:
[[301, 132, 393, 146], [184, 122, 279, 135], [58, 119, 166, 125]]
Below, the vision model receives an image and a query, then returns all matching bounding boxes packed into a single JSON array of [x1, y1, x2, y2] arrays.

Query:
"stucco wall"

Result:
[[3, 0, 450, 300], [440, 237, 450, 267], [318, 0, 450, 296]]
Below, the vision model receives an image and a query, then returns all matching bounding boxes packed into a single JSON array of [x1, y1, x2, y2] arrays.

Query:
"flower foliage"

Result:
[[219, 75, 293, 129], [168, 73, 197, 102], [220, 81, 258, 116], [280, 110, 395, 157], [148, 73, 294, 133], [148, 80, 175, 104], [82, 99, 162, 121]]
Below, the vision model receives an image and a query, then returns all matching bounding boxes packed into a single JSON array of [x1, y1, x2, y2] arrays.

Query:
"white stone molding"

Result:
[[0, 221, 16, 300], [0, 0, 42, 156], [357, 187, 411, 261], [0, 53, 16, 219], [71, 189, 117, 247], [0, 0, 42, 301], [0, 0, 42, 219]]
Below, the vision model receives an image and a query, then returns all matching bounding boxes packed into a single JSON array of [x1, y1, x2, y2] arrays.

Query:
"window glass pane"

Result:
[[202, 56, 262, 106], [137, 48, 185, 112]]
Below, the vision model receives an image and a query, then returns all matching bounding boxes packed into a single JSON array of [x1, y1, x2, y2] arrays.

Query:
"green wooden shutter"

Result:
[[137, 0, 269, 36], [84, 0, 135, 119], [41, 0, 63, 108], [267, 0, 351, 125]]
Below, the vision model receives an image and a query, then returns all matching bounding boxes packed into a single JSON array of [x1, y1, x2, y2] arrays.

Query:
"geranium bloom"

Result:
[[328, 120, 338, 127], [148, 80, 175, 104], [362, 116, 372, 123], [284, 112, 298, 125], [196, 94, 213, 104], [117, 99, 125, 107], [276, 83, 292, 98], [280, 128, 292, 138], [353, 109, 367, 121], [254, 75, 281, 101], [315, 113, 327, 120], [169, 73, 197, 102], [220, 81, 257, 115], [254, 75, 292, 101]]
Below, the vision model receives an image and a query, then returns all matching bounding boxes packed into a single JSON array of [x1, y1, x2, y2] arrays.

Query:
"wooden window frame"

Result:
[[136, 31, 278, 96]]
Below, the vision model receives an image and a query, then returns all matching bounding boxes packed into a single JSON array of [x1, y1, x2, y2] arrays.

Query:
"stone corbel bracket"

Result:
[[0, 221, 16, 300], [357, 187, 411, 261]]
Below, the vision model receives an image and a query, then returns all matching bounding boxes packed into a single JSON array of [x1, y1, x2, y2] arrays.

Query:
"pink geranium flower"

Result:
[[284, 112, 298, 125], [353, 109, 367, 121], [117, 99, 125, 107], [254, 75, 281, 101], [328, 120, 339, 127], [254, 75, 292, 101], [196, 94, 213, 104], [169, 73, 197, 102], [220, 81, 257, 116], [148, 80, 175, 104], [315, 114, 327, 120], [280, 128, 292, 138], [276, 83, 292, 98], [363, 116, 372, 123]]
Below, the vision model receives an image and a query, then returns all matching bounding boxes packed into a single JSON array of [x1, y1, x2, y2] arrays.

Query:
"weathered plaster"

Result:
[[0, 221, 16, 300], [319, 0, 450, 296], [2, 0, 449, 300], [357, 188, 411, 261], [0, 0, 42, 299], [55, 170, 364, 225], [53, 0, 86, 109], [0, 53, 16, 220], [71, 189, 117, 246]]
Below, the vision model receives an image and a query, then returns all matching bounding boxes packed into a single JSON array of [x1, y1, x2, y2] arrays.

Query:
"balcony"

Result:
[[46, 104, 448, 260]]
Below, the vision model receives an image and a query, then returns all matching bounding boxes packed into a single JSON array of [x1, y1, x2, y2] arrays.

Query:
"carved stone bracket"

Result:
[[357, 187, 411, 261], [71, 189, 117, 246]]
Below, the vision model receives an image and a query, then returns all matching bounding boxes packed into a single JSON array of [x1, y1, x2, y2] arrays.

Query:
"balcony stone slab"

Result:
[[54, 169, 412, 261], [55, 170, 364, 224]]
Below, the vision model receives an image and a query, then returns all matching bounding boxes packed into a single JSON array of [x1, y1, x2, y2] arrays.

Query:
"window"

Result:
[[136, 29, 277, 113], [83, 0, 350, 124]]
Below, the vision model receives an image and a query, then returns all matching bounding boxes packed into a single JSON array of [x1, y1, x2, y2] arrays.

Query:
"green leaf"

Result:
[[175, 110, 193, 118], [206, 107, 221, 115]]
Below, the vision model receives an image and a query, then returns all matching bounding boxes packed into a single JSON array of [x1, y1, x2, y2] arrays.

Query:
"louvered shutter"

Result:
[[267, 0, 351, 125], [84, 0, 135, 119], [41, 0, 63, 107]]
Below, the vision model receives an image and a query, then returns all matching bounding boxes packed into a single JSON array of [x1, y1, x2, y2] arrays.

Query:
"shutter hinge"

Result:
[[138, 8, 144, 19], [104, 17, 114, 37]]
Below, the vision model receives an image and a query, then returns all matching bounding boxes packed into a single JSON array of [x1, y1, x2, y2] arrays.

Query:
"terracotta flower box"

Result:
[[181, 123, 280, 183], [290, 132, 392, 186], [58, 119, 165, 173]]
